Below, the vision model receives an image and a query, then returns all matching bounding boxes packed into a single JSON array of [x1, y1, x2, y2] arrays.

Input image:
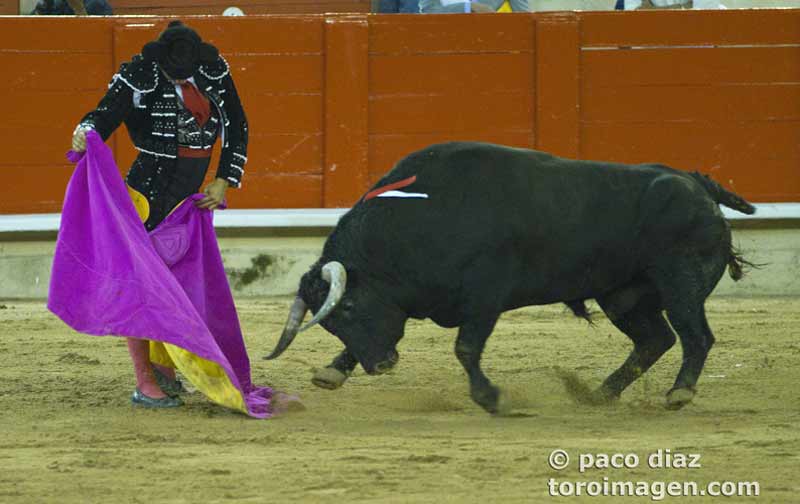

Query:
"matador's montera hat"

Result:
[[142, 20, 219, 80]]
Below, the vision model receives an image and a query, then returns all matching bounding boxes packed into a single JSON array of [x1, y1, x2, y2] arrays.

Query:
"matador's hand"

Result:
[[196, 178, 228, 210], [71, 125, 92, 152]]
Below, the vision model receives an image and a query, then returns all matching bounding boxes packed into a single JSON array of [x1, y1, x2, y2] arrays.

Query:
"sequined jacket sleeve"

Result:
[[78, 68, 134, 141], [215, 74, 248, 188]]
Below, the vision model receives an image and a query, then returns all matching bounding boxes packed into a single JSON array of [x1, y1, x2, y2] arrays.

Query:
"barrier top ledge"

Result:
[[0, 204, 798, 233]]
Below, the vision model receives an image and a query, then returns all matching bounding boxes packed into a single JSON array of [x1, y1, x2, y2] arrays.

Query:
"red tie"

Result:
[[180, 82, 211, 127]]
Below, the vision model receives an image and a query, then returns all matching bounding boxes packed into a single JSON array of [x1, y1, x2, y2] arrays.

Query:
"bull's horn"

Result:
[[299, 261, 347, 332], [264, 295, 308, 360]]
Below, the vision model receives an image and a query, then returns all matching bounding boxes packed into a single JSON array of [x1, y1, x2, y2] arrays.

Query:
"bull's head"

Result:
[[264, 260, 404, 375]]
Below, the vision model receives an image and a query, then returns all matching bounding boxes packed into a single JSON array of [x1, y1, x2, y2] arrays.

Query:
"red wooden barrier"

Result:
[[0, 10, 797, 214], [369, 14, 536, 183], [578, 10, 800, 202]]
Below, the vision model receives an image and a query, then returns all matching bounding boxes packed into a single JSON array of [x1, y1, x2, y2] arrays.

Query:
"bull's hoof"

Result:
[[590, 386, 620, 406], [311, 367, 349, 390], [555, 368, 617, 406], [665, 387, 696, 410], [491, 389, 513, 417], [472, 385, 506, 415]]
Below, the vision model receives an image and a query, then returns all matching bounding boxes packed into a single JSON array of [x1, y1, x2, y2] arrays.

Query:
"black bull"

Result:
[[265, 142, 755, 414]]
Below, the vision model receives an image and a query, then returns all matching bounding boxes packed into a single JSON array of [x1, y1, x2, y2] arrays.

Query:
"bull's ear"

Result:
[[298, 261, 347, 332], [299, 268, 325, 304]]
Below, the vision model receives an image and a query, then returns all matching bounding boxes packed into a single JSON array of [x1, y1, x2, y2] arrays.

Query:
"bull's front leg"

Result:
[[455, 316, 510, 415], [311, 349, 358, 390]]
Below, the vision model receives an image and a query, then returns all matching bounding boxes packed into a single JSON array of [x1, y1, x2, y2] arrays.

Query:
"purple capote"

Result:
[[48, 130, 276, 418]]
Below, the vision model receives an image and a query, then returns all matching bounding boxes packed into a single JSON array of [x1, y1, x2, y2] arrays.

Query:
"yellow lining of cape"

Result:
[[150, 341, 247, 414], [127, 185, 247, 415], [127, 185, 150, 222]]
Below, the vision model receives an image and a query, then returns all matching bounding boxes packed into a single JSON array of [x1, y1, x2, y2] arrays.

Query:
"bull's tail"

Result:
[[690, 172, 756, 215], [688, 172, 760, 279], [728, 245, 761, 281]]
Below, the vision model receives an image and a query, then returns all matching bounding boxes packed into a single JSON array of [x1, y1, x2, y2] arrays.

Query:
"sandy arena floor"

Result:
[[0, 296, 798, 503]]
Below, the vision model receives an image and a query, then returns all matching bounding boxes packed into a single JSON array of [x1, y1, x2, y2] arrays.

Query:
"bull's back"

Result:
[[339, 142, 698, 311], [365, 142, 660, 245]]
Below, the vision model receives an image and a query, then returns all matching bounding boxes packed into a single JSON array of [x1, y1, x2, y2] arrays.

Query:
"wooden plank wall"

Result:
[[369, 14, 536, 185], [0, 17, 114, 213], [578, 10, 800, 202], [0, 10, 797, 214]]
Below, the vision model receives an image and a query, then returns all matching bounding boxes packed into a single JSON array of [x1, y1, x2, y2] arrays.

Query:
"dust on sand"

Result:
[[1, 297, 798, 503]]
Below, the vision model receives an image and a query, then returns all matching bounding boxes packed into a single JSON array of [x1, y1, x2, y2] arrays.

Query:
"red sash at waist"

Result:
[[178, 146, 212, 158]]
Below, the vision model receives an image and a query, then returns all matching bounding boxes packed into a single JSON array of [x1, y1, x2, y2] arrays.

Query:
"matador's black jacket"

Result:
[[79, 54, 248, 203]]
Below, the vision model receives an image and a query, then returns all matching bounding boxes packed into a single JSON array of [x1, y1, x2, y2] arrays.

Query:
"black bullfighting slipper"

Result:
[[151, 365, 186, 398], [131, 389, 184, 408]]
